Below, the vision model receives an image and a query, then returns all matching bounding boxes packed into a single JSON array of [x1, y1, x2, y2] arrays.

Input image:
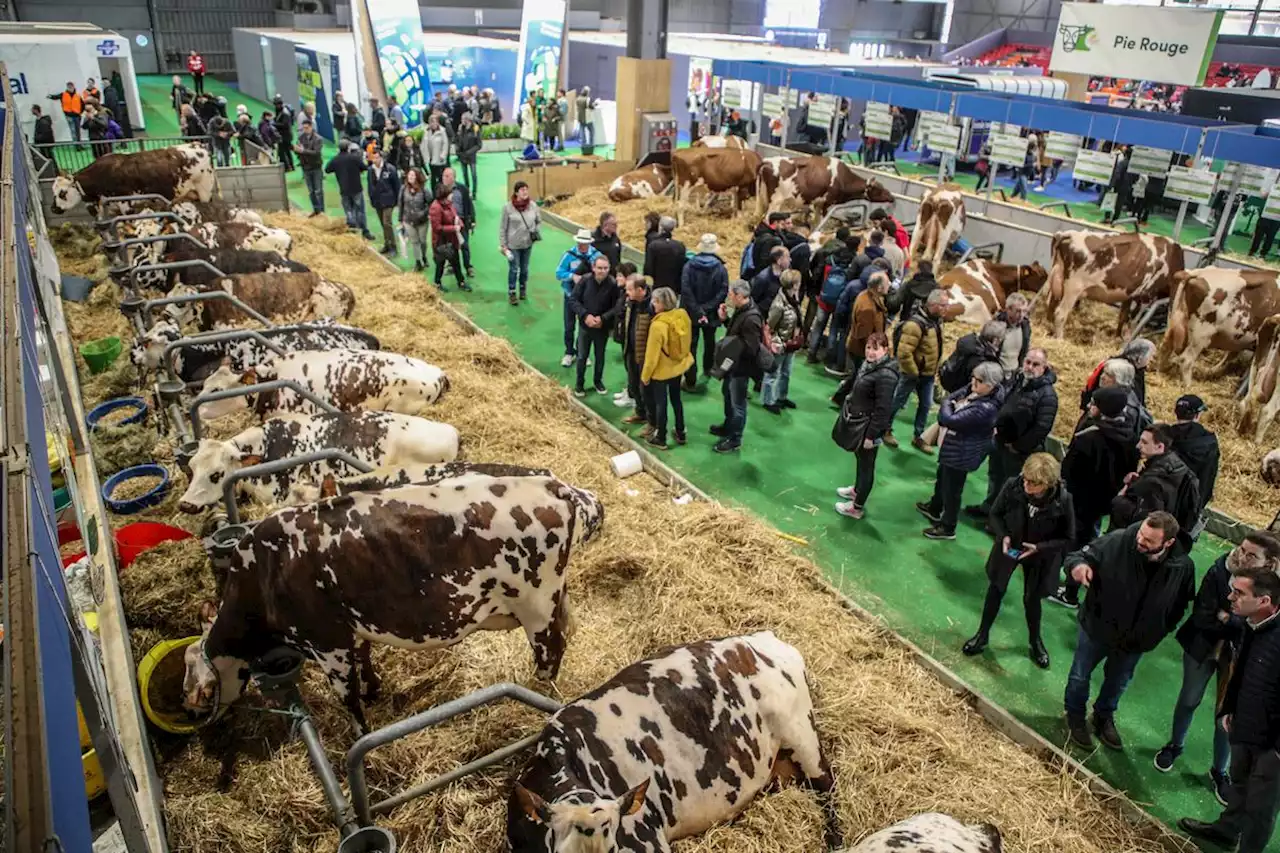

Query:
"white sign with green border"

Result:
[[1165, 166, 1218, 204], [806, 96, 835, 128], [1221, 162, 1278, 197], [1045, 132, 1082, 162], [1263, 188, 1280, 221], [863, 101, 893, 138], [1049, 2, 1226, 87], [1130, 146, 1173, 177], [928, 122, 962, 154], [1074, 148, 1118, 184], [761, 93, 785, 119], [989, 132, 1030, 166], [721, 81, 745, 109]]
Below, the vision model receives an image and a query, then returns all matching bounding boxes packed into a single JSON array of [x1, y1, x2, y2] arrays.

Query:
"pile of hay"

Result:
[[66, 212, 1174, 853]]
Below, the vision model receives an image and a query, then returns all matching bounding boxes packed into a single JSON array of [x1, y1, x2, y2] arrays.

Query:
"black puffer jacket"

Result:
[[835, 356, 900, 449], [644, 235, 687, 292], [592, 227, 622, 273], [1176, 554, 1246, 664], [568, 274, 622, 330], [1067, 522, 1196, 654], [887, 269, 937, 320], [994, 370, 1059, 455], [724, 302, 764, 380], [749, 222, 783, 278], [1222, 612, 1280, 749], [1110, 451, 1201, 537], [1061, 414, 1141, 522], [1166, 421, 1219, 512], [940, 332, 1001, 394], [988, 478, 1076, 572]]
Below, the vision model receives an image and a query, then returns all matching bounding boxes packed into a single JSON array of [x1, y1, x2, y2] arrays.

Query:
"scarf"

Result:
[[512, 195, 531, 212]]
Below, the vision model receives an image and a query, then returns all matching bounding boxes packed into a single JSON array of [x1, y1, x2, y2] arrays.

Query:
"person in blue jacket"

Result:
[[679, 233, 730, 391], [826, 265, 871, 376], [555, 229, 602, 367]]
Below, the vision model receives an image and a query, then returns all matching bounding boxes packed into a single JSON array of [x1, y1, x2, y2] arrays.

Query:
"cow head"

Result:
[[514, 780, 650, 852], [50, 174, 84, 214], [197, 362, 256, 420], [130, 320, 181, 372], [1019, 261, 1049, 293], [182, 600, 249, 717], [865, 180, 895, 205], [178, 437, 262, 513], [163, 283, 199, 326]]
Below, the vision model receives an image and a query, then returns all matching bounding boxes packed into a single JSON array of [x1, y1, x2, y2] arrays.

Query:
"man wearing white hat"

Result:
[[679, 233, 730, 391], [554, 229, 602, 367]]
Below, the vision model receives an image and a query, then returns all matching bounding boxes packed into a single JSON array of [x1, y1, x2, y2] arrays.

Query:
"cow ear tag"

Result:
[[515, 785, 551, 824]]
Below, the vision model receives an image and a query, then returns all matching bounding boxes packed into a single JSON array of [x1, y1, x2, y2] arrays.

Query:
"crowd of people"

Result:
[[518, 87, 599, 151], [32, 76, 133, 157]]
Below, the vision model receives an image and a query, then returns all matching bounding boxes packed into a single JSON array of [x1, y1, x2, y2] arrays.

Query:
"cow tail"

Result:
[[755, 169, 766, 219], [1163, 271, 1193, 362]]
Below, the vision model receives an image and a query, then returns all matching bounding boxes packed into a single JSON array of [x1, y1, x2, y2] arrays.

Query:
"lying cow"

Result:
[[50, 143, 215, 214], [197, 348, 448, 421], [177, 411, 460, 512], [756, 155, 893, 218], [161, 245, 308, 291], [1160, 268, 1280, 386], [187, 221, 292, 257], [102, 199, 262, 232], [608, 164, 672, 202], [183, 474, 604, 730], [1238, 314, 1280, 442], [847, 813, 1002, 852], [508, 632, 841, 852], [1043, 231, 1184, 338], [286, 461, 554, 506], [937, 260, 1048, 325], [169, 271, 355, 330], [908, 184, 965, 270], [672, 147, 763, 225], [130, 319, 380, 383], [691, 134, 749, 150]]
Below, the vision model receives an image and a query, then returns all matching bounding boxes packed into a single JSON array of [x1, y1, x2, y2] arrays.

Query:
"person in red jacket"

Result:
[[870, 208, 910, 253], [428, 183, 470, 292], [187, 50, 206, 96]]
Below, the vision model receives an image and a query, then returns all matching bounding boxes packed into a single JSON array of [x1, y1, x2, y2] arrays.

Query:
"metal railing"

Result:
[[31, 134, 208, 174]]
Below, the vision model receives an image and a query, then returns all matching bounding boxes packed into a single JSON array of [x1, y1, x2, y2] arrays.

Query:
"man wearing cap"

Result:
[[680, 234, 729, 391], [1167, 394, 1219, 539], [555, 230, 602, 367], [295, 118, 325, 216]]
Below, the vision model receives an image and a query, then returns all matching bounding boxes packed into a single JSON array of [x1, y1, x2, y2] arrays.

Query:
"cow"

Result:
[[187, 221, 293, 257], [181, 474, 605, 731], [168, 271, 355, 331], [1238, 314, 1280, 442], [1043, 231, 1185, 338], [607, 164, 672, 202], [176, 411, 460, 513], [756, 155, 894, 219], [285, 462, 555, 506], [847, 814, 1002, 852], [130, 318, 380, 383], [937, 260, 1049, 325], [507, 632, 841, 853], [1262, 448, 1280, 487], [50, 143, 215, 214], [101, 198, 262, 231], [196, 348, 449, 421], [908, 184, 966, 270], [671, 147, 763, 225], [160, 244, 308, 292], [1160, 268, 1280, 386], [691, 134, 749, 150]]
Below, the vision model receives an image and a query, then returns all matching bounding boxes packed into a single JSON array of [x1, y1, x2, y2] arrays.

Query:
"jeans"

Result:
[[721, 375, 749, 442], [303, 167, 325, 213], [1214, 744, 1280, 853], [213, 140, 232, 167], [890, 374, 935, 439], [686, 321, 717, 382], [507, 247, 532, 294], [1012, 172, 1029, 199], [625, 358, 648, 419], [1063, 626, 1144, 720], [761, 350, 794, 406], [376, 207, 396, 251], [581, 121, 594, 147], [650, 377, 685, 440], [808, 305, 832, 358], [65, 113, 81, 142], [562, 294, 579, 355], [852, 445, 878, 509], [459, 159, 477, 191], [1170, 651, 1232, 775], [575, 327, 609, 388], [403, 221, 429, 267], [340, 193, 367, 231], [826, 314, 850, 371], [924, 464, 968, 532]]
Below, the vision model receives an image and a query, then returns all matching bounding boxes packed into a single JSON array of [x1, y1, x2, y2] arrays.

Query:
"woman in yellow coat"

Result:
[[641, 286, 694, 450]]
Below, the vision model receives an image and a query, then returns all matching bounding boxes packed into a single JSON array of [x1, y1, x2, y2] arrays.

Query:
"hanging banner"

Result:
[[863, 102, 893, 138], [1045, 132, 1082, 162], [989, 131, 1030, 166], [1074, 148, 1117, 184], [359, 0, 433, 128], [1222, 162, 1279, 197], [1130, 146, 1173, 177], [513, 0, 567, 110], [1165, 165, 1218, 204], [295, 48, 335, 141], [688, 58, 713, 100], [1049, 1, 1224, 86]]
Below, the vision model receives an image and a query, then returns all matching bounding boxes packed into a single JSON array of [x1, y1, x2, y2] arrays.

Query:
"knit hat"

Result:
[[1092, 386, 1128, 418], [1175, 394, 1207, 419], [697, 233, 720, 254]]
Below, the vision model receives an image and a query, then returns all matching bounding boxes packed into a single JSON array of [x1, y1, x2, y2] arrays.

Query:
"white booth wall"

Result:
[[232, 28, 361, 117]]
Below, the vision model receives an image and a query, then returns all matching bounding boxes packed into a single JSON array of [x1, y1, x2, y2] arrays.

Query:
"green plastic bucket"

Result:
[[80, 337, 122, 375]]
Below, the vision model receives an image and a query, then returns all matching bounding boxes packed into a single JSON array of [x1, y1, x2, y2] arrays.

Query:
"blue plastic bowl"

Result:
[[102, 464, 171, 515], [87, 396, 148, 430]]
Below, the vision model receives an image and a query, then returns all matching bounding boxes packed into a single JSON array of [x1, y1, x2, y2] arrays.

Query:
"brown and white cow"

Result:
[[168, 271, 354, 330], [691, 134, 749, 150], [908, 184, 965, 270], [937, 259, 1048, 325], [182, 474, 604, 731], [177, 411, 460, 512], [1160, 268, 1280, 386], [186, 221, 292, 257], [285, 461, 554, 507], [756, 155, 894, 218], [848, 814, 1003, 853], [160, 245, 307, 292], [607, 164, 672, 202], [196, 348, 448, 421], [51, 143, 215, 214], [508, 632, 842, 852], [1238, 314, 1280, 442], [1043, 231, 1185, 338], [671, 147, 763, 225]]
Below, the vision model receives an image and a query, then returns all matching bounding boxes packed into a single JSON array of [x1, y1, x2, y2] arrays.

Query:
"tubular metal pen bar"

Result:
[[130, 259, 226, 293], [346, 683, 562, 827], [142, 288, 272, 330], [958, 242, 1004, 264], [868, 162, 902, 176], [1110, 216, 1140, 232], [1125, 297, 1169, 344], [220, 451, 373, 524], [1038, 200, 1072, 218], [96, 210, 185, 242], [371, 733, 544, 817], [188, 380, 340, 440], [98, 193, 174, 208], [102, 231, 207, 256], [161, 329, 286, 377]]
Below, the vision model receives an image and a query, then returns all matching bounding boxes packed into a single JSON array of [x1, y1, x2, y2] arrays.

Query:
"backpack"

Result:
[[739, 241, 753, 278], [939, 350, 996, 394], [820, 266, 848, 306]]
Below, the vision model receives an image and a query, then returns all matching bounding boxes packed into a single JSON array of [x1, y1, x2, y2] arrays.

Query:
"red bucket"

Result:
[[58, 522, 85, 568], [115, 523, 192, 570]]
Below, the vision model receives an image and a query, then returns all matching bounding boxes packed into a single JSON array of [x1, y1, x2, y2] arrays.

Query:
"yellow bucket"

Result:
[[137, 636, 206, 735], [83, 749, 106, 799]]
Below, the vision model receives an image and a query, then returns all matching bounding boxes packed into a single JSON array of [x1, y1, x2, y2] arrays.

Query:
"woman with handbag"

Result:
[[428, 183, 470, 292], [762, 269, 804, 414], [500, 181, 541, 305], [832, 332, 899, 520], [399, 168, 431, 272]]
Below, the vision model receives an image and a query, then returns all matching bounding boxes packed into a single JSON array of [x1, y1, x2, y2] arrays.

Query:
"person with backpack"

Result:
[[1166, 395, 1219, 538], [858, 256, 893, 291], [711, 281, 764, 454], [938, 320, 1006, 397], [832, 331, 899, 520], [809, 229, 858, 326], [747, 213, 788, 279], [555, 230, 602, 367], [888, 261, 939, 322], [1110, 424, 1201, 549], [680, 234, 729, 391], [762, 270, 803, 415], [851, 230, 887, 279], [886, 289, 947, 452], [641, 287, 694, 449], [825, 263, 866, 377]]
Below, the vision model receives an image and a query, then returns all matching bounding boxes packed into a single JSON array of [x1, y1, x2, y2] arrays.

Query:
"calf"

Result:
[[169, 271, 354, 330], [848, 813, 1002, 852], [50, 143, 215, 214], [187, 221, 293, 256], [177, 411, 461, 512], [908, 184, 966, 270], [508, 632, 841, 852], [182, 474, 604, 730], [937, 260, 1048, 325], [1160, 268, 1280, 386], [608, 164, 672, 202], [1043, 231, 1184, 338], [130, 318, 380, 383], [104, 198, 262, 230], [161, 244, 308, 291], [196, 348, 448, 421], [286, 461, 554, 506], [1238, 314, 1280, 442]]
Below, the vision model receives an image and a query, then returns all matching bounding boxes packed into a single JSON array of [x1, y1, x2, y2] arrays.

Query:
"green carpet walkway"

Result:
[[132, 75, 1259, 844]]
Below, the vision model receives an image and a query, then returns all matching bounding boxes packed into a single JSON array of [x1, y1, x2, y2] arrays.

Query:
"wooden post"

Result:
[[615, 57, 672, 163]]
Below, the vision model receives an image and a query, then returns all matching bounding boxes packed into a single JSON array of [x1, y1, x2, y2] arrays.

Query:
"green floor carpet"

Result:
[[132, 74, 1263, 845]]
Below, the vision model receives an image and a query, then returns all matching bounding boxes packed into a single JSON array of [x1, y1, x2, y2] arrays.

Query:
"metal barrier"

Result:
[[958, 241, 1005, 264], [188, 380, 340, 440], [1038, 200, 1073, 218], [161, 328, 287, 378], [36, 134, 209, 173], [867, 162, 903, 177], [812, 200, 870, 235], [103, 232, 208, 273], [346, 683, 562, 826], [1110, 216, 1141, 233], [141, 286, 271, 331], [220, 451, 374, 525], [1126, 297, 1170, 343]]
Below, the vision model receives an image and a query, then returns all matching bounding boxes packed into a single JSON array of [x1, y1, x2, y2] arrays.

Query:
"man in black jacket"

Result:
[[272, 95, 295, 171], [366, 149, 401, 256], [970, 348, 1058, 517], [1157, 533, 1280, 803], [294, 118, 325, 216], [644, 216, 687, 292], [1167, 394, 1219, 538], [1110, 423, 1201, 546], [939, 319, 1004, 395], [886, 261, 938, 321], [570, 256, 622, 396], [326, 141, 373, 240], [30, 105, 54, 150], [592, 212, 622, 272], [369, 97, 386, 137], [1063, 512, 1195, 750], [1179, 566, 1280, 853], [711, 281, 763, 454], [750, 245, 790, 317], [680, 234, 729, 391], [747, 212, 788, 279]]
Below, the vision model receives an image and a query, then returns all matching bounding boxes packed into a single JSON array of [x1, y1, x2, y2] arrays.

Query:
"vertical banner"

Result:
[[296, 48, 334, 141], [318, 52, 340, 140], [513, 0, 567, 110], [362, 0, 432, 128]]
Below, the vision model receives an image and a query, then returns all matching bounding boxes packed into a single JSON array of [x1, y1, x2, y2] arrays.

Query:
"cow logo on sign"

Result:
[[97, 39, 120, 56], [1058, 24, 1096, 53]]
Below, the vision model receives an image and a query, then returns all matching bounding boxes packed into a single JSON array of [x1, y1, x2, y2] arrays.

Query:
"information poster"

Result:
[[928, 122, 962, 154], [1050, 1, 1225, 87], [295, 47, 334, 141], [989, 131, 1030, 166], [513, 0, 567, 109], [1074, 148, 1117, 184], [1263, 186, 1280, 221], [1130, 146, 1174, 177], [365, 0, 433, 128], [1221, 162, 1278, 197], [863, 101, 893, 138], [1165, 166, 1218, 204], [806, 94, 835, 129], [1045, 132, 1082, 162]]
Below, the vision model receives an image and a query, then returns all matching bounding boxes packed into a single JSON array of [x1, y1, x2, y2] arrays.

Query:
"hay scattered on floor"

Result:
[[92, 422, 163, 477]]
